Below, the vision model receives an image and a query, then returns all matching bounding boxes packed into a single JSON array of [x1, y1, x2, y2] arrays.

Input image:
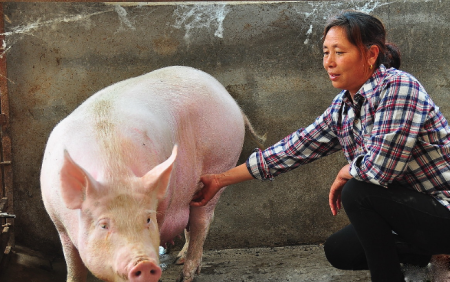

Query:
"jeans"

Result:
[[324, 179, 450, 282]]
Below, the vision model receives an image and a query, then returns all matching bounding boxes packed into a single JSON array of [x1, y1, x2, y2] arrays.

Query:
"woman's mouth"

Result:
[[329, 73, 339, 81]]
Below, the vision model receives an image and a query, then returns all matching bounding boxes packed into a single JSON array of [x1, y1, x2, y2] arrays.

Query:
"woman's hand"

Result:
[[191, 163, 254, 207], [329, 164, 352, 216], [190, 174, 223, 207]]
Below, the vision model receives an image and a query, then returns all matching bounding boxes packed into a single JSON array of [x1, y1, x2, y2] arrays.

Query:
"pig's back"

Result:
[[45, 66, 242, 171]]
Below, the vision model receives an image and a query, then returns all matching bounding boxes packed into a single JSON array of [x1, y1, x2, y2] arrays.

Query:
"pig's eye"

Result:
[[147, 218, 151, 224], [98, 220, 109, 230]]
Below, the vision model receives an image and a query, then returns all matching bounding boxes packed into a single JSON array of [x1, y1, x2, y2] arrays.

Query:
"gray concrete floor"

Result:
[[160, 245, 371, 282], [0, 244, 436, 282]]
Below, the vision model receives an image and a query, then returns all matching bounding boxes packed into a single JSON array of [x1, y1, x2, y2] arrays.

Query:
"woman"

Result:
[[191, 10, 450, 281]]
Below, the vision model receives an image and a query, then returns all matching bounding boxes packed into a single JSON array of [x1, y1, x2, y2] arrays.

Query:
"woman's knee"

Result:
[[324, 233, 351, 269], [324, 225, 368, 270]]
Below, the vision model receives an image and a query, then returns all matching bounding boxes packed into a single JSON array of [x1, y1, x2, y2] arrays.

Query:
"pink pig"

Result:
[[40, 66, 257, 282]]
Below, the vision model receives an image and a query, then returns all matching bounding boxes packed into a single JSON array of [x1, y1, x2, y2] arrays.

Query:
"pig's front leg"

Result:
[[59, 232, 88, 282], [175, 229, 190, 265], [176, 205, 215, 282]]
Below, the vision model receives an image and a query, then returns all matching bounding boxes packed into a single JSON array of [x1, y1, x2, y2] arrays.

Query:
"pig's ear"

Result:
[[142, 145, 177, 200], [60, 150, 97, 210]]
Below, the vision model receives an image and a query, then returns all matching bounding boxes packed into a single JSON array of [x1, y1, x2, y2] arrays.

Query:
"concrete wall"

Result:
[[3, 0, 450, 254]]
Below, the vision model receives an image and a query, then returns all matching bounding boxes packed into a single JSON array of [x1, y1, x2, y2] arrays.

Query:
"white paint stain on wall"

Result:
[[172, 4, 230, 45], [2, 10, 110, 37], [304, 25, 313, 45], [296, 0, 397, 45], [1, 3, 231, 57], [114, 5, 136, 31], [354, 0, 397, 14]]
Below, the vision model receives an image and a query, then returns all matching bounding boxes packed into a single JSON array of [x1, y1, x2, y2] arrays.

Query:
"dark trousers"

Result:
[[324, 179, 450, 282]]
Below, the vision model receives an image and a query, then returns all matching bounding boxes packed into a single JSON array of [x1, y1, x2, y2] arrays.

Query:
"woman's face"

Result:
[[323, 26, 372, 97]]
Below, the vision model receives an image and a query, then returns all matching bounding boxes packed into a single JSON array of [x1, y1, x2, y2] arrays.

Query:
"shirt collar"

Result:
[[358, 64, 387, 99], [341, 65, 387, 115]]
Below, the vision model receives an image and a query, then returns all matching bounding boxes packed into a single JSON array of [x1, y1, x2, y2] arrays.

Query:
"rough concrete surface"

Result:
[[160, 245, 372, 282], [0, 244, 371, 282], [2, 244, 441, 282]]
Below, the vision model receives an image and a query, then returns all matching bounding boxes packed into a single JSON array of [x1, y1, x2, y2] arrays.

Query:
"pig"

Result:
[[40, 66, 261, 282]]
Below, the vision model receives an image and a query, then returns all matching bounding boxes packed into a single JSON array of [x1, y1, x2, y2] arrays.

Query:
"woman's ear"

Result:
[[367, 45, 380, 67]]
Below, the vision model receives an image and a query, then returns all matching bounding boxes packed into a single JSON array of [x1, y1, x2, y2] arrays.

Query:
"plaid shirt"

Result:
[[247, 65, 450, 210]]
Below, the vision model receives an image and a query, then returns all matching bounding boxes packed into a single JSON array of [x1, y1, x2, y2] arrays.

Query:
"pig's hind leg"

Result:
[[176, 200, 219, 282], [59, 231, 88, 282]]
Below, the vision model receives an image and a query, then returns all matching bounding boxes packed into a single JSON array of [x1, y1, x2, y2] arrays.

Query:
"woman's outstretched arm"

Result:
[[190, 163, 254, 207]]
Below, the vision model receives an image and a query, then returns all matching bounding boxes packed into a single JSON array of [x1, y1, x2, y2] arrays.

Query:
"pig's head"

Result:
[[59, 146, 178, 282]]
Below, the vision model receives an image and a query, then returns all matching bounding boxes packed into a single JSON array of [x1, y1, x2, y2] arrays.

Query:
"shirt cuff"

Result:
[[349, 156, 364, 181], [350, 155, 388, 188], [246, 149, 274, 181]]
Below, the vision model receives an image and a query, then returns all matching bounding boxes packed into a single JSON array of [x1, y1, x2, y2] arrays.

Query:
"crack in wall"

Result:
[[0, 5, 138, 58]]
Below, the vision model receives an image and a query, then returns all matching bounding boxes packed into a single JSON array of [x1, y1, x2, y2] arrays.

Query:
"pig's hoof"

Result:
[[174, 256, 186, 265], [176, 273, 194, 282], [175, 248, 187, 265]]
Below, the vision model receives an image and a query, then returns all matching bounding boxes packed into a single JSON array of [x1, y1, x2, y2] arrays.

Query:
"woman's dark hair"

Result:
[[323, 10, 401, 69]]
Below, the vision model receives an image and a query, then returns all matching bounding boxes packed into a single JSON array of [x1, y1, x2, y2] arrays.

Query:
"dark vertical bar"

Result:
[[0, 3, 4, 201], [0, 3, 14, 250]]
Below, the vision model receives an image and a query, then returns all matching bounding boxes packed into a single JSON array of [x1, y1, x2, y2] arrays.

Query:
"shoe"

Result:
[[402, 263, 431, 282], [430, 255, 450, 282]]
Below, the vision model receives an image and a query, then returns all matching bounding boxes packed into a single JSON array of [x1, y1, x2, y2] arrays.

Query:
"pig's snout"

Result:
[[129, 260, 161, 282]]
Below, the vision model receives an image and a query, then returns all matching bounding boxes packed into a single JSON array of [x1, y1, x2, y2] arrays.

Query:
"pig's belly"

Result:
[[158, 207, 190, 246]]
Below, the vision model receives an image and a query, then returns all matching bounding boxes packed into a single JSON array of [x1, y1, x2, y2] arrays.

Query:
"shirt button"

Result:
[[354, 120, 359, 124]]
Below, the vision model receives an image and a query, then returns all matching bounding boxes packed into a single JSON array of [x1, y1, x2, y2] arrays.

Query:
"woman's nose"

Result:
[[324, 54, 335, 68]]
